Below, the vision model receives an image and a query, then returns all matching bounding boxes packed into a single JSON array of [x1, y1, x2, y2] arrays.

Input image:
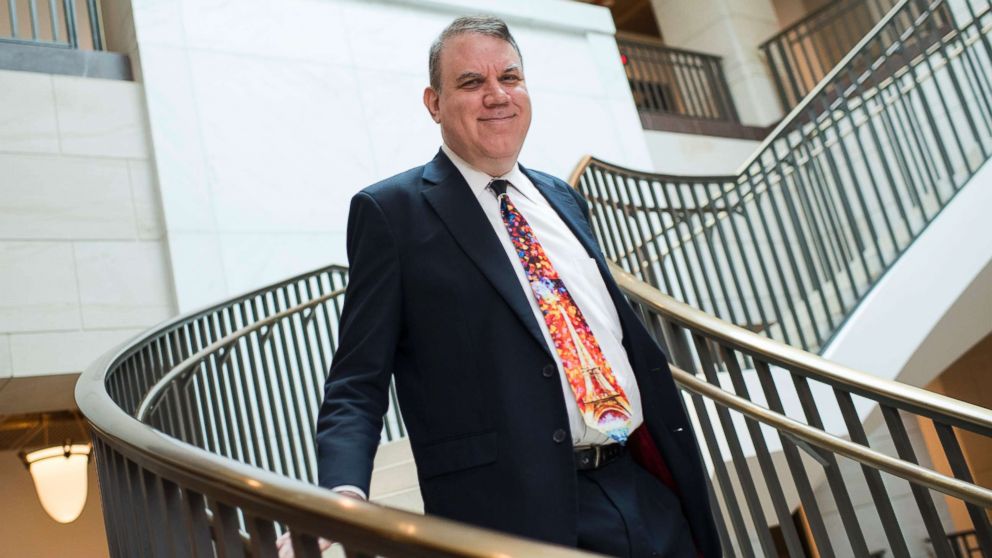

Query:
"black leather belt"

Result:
[[574, 444, 625, 470]]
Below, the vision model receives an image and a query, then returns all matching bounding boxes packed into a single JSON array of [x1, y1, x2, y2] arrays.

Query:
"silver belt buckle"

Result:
[[593, 445, 602, 468]]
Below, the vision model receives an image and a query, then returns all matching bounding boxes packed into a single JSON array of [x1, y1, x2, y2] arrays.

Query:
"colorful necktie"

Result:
[[489, 179, 632, 444]]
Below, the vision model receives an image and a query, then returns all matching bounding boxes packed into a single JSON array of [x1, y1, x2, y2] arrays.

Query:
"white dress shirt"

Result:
[[333, 148, 645, 501], [442, 145, 644, 447]]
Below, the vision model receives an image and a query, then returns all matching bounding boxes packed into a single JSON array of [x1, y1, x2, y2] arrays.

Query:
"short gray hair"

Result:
[[428, 16, 522, 92]]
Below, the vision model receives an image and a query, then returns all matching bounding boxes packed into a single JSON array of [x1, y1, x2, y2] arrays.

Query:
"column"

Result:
[[649, 0, 785, 126]]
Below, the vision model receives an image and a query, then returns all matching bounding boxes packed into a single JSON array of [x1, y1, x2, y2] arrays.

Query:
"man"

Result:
[[311, 16, 720, 558]]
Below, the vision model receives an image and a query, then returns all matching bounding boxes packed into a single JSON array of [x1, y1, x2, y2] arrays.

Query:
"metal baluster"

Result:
[[290, 532, 322, 558], [253, 296, 294, 477], [834, 390, 912, 556], [161, 478, 194, 558], [791, 374, 872, 556], [880, 405, 955, 558], [672, 181, 721, 316], [227, 306, 264, 470], [141, 468, 174, 558], [94, 441, 127, 557], [643, 178, 689, 300], [85, 0, 100, 49], [28, 0, 38, 41], [243, 301, 279, 473], [720, 346, 807, 558], [246, 514, 278, 558], [750, 161, 806, 348], [623, 175, 666, 300], [753, 362, 836, 557], [125, 459, 155, 556], [182, 490, 215, 557], [47, 0, 58, 43], [692, 333, 778, 557], [61, 0, 75, 47], [209, 498, 247, 558], [933, 422, 992, 555]]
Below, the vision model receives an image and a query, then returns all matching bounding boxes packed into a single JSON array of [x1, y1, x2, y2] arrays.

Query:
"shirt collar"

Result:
[[441, 144, 533, 201]]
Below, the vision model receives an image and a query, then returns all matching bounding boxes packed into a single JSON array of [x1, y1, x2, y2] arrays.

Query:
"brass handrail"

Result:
[[669, 366, 992, 507]]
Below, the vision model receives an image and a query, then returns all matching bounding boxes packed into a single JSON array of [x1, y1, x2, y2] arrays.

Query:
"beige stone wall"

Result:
[[919, 333, 992, 531]]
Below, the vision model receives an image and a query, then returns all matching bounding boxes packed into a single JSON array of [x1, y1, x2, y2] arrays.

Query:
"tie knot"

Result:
[[488, 179, 510, 197]]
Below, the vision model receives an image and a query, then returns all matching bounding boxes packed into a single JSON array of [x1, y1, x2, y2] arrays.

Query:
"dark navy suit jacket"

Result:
[[315, 150, 720, 556]]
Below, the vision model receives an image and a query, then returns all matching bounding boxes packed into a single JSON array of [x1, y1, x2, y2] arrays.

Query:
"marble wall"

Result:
[[0, 69, 175, 407], [643, 129, 760, 175], [126, 0, 654, 311]]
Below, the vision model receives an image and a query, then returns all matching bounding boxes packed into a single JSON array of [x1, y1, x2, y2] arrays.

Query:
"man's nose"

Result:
[[483, 80, 510, 105]]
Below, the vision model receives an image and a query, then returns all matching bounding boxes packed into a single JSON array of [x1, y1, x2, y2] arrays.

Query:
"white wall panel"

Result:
[[74, 241, 174, 329], [219, 231, 348, 295], [0, 70, 59, 154], [9, 328, 143, 377], [128, 160, 166, 239], [0, 154, 135, 240], [644, 129, 760, 175], [53, 75, 150, 158], [0, 242, 81, 333], [188, 51, 377, 233]]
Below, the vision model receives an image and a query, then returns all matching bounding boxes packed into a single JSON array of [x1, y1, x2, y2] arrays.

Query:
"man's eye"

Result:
[[501, 75, 520, 83], [460, 79, 482, 88]]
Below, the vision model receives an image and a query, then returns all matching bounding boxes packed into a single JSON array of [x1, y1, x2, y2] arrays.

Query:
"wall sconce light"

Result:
[[7, 411, 92, 524], [20, 441, 92, 524]]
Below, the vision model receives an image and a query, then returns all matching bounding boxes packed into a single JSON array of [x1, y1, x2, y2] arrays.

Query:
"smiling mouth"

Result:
[[479, 115, 516, 122]]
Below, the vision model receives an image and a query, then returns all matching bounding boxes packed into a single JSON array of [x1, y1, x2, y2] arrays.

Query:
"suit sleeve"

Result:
[[315, 191, 402, 495]]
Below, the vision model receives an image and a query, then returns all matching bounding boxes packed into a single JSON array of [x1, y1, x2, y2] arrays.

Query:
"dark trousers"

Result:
[[576, 451, 697, 558]]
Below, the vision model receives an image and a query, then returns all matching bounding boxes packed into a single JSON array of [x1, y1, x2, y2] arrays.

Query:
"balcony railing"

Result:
[[758, 0, 955, 110], [575, 0, 992, 354], [949, 530, 983, 557], [617, 33, 740, 130], [0, 0, 103, 50]]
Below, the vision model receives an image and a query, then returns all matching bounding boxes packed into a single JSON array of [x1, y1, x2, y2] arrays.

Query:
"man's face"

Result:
[[424, 33, 532, 175]]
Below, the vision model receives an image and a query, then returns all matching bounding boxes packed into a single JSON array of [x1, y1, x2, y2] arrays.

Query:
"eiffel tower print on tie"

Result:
[[488, 179, 632, 444]]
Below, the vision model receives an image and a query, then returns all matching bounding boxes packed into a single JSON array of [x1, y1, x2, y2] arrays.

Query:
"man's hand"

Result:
[[274, 490, 365, 558]]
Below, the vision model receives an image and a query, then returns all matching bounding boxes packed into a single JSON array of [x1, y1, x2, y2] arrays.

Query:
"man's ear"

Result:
[[423, 87, 440, 123]]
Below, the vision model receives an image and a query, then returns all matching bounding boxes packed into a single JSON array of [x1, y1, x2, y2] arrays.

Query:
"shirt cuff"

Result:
[[331, 485, 368, 501]]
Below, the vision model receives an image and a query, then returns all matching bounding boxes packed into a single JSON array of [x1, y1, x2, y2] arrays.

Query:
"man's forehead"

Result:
[[441, 34, 521, 72]]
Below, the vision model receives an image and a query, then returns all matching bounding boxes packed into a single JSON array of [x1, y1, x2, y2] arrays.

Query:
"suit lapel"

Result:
[[421, 151, 553, 359]]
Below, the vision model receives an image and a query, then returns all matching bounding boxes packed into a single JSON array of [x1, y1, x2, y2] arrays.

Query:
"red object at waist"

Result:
[[627, 426, 704, 558], [628, 426, 678, 494]]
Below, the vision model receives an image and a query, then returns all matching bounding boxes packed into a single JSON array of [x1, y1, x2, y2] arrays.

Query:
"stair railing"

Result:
[[77, 257, 992, 557], [613, 261, 992, 558], [573, 0, 992, 353]]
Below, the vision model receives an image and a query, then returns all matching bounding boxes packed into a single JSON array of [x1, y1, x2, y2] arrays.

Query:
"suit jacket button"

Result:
[[553, 429, 567, 443], [542, 364, 555, 378]]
